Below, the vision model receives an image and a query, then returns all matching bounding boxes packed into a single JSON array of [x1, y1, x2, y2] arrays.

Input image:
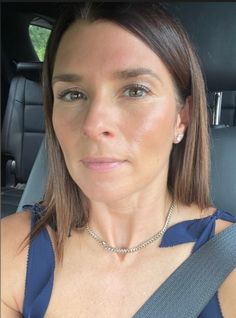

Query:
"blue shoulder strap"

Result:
[[133, 223, 236, 318], [22, 205, 55, 318], [22, 206, 235, 318]]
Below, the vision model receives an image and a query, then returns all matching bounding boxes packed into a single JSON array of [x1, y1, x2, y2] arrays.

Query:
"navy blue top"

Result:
[[22, 205, 236, 318]]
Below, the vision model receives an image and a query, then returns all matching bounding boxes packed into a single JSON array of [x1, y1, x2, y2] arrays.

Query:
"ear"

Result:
[[173, 96, 191, 144]]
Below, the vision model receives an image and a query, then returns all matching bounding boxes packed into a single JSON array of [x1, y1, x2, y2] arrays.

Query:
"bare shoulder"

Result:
[[218, 266, 236, 317], [1, 211, 32, 315], [201, 206, 235, 234], [1, 211, 32, 258], [215, 216, 235, 234], [215, 216, 236, 317]]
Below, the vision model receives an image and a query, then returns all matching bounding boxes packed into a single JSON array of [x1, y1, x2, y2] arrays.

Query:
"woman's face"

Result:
[[52, 21, 188, 202]]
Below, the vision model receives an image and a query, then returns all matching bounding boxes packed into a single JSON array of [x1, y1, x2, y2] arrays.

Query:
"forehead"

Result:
[[53, 20, 172, 82]]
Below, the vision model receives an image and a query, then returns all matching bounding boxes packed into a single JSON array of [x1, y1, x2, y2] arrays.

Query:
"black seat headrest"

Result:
[[210, 127, 236, 214], [16, 62, 43, 82], [167, 3, 236, 91]]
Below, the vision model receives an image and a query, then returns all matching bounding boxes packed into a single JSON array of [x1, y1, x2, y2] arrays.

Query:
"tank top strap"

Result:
[[22, 204, 55, 318]]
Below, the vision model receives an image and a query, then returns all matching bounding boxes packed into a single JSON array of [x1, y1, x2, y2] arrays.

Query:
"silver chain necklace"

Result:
[[85, 200, 175, 254]]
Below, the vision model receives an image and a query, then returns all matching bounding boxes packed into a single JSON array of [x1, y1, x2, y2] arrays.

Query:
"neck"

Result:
[[86, 186, 174, 260]]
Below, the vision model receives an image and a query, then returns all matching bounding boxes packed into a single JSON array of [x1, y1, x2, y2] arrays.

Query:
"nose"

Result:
[[82, 97, 116, 140]]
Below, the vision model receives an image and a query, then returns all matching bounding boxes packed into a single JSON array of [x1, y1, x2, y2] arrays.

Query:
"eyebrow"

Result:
[[52, 67, 162, 85], [52, 74, 83, 86], [112, 68, 163, 83]]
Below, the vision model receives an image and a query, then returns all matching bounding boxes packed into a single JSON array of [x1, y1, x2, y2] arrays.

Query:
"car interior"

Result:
[[1, 2, 236, 219]]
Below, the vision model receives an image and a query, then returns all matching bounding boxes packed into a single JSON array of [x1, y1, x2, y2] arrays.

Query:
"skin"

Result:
[[52, 20, 189, 255], [1, 20, 235, 317]]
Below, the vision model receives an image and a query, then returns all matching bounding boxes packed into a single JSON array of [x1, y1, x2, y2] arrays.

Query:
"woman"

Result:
[[2, 2, 236, 317]]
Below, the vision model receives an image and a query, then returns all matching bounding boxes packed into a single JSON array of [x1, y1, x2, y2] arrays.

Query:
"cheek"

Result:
[[52, 108, 79, 155], [52, 110, 66, 145], [125, 101, 176, 156]]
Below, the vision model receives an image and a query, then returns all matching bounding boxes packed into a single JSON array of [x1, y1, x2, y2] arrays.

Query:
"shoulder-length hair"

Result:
[[24, 2, 212, 263]]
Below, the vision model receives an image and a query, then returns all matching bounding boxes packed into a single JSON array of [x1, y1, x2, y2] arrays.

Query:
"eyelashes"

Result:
[[55, 83, 152, 103], [57, 89, 88, 102], [123, 84, 151, 98]]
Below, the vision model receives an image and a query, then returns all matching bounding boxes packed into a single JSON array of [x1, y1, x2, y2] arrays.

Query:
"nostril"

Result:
[[103, 131, 110, 136]]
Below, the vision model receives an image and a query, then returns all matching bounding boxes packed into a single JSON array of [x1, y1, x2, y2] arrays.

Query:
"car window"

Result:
[[29, 18, 51, 61]]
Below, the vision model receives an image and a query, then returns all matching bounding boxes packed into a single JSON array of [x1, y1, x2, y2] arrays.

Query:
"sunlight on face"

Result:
[[52, 21, 184, 202]]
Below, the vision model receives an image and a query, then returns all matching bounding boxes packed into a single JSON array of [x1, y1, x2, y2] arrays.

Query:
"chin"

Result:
[[79, 184, 130, 203]]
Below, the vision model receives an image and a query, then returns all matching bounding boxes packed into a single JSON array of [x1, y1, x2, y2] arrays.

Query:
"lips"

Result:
[[81, 157, 126, 171]]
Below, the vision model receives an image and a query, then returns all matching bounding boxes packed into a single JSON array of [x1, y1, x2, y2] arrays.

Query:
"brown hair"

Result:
[[24, 2, 212, 263]]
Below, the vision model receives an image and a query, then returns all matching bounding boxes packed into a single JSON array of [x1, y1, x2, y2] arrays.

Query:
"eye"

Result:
[[57, 89, 87, 102], [123, 84, 151, 98]]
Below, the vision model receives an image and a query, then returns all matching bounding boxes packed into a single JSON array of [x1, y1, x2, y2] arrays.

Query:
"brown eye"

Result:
[[123, 85, 150, 98], [58, 90, 87, 102]]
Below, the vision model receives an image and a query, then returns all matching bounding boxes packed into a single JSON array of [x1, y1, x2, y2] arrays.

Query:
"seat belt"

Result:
[[133, 223, 236, 318]]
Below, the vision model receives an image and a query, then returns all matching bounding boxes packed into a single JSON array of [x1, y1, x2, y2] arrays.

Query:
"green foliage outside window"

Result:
[[29, 25, 51, 61]]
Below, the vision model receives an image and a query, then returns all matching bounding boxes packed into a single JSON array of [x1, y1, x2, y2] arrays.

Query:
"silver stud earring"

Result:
[[175, 133, 184, 143]]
